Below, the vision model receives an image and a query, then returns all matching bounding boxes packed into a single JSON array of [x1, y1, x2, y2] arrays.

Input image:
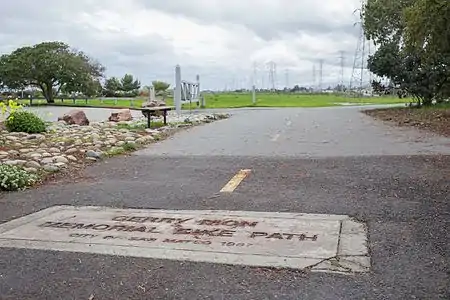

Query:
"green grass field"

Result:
[[204, 92, 410, 108], [15, 92, 410, 109]]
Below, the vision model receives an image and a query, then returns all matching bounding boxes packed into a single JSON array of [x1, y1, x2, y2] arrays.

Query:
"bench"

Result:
[[137, 106, 175, 128]]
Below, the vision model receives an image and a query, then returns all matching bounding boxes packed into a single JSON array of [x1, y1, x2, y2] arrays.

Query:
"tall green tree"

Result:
[[363, 0, 449, 105], [152, 80, 170, 93], [0, 41, 105, 103], [104, 77, 122, 96], [363, 0, 415, 44], [121, 74, 140, 92], [404, 0, 450, 102], [404, 0, 450, 58]]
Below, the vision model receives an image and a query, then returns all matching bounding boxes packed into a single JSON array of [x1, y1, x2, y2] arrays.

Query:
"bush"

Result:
[[122, 142, 137, 151], [0, 164, 38, 191], [5, 111, 47, 134]]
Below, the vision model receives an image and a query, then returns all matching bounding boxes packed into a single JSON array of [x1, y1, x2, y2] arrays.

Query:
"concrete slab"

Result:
[[0, 206, 369, 274]]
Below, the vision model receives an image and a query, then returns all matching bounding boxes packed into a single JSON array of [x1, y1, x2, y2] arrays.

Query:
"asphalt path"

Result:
[[0, 106, 449, 299]]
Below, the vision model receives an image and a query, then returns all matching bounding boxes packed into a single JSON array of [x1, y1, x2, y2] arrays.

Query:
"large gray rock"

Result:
[[108, 109, 133, 122], [43, 165, 59, 172], [58, 109, 90, 126], [54, 156, 69, 163], [86, 150, 103, 159], [25, 160, 41, 168], [141, 100, 166, 117], [41, 157, 54, 164], [141, 100, 166, 108]]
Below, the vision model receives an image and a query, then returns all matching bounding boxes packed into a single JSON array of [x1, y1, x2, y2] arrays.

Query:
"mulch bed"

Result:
[[363, 106, 450, 137]]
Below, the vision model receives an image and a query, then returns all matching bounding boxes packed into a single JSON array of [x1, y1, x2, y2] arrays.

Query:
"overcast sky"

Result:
[[0, 0, 373, 90]]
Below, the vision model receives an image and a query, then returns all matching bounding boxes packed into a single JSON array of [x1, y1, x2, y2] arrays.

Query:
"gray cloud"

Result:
[[0, 0, 366, 90], [138, 0, 360, 40]]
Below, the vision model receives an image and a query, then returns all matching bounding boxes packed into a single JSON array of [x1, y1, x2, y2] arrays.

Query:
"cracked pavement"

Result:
[[0, 106, 449, 300]]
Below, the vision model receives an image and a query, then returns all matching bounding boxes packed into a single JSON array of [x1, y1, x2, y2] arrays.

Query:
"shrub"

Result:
[[0, 164, 39, 191], [5, 111, 47, 134], [122, 142, 137, 151]]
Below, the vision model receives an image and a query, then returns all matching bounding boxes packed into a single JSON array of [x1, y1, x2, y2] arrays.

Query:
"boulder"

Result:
[[141, 100, 166, 108], [141, 100, 167, 117], [58, 109, 89, 126], [108, 109, 133, 122]]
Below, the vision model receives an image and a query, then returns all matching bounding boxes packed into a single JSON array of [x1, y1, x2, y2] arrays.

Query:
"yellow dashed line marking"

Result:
[[220, 169, 252, 193]]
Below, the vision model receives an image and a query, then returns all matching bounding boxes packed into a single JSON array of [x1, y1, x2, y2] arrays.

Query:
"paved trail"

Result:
[[137, 106, 450, 157], [1, 107, 449, 300]]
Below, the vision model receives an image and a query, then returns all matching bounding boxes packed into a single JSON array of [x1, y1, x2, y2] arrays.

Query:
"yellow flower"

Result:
[[0, 100, 23, 120]]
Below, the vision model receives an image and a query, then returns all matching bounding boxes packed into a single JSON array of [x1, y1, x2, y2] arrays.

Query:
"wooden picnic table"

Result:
[[136, 106, 175, 128]]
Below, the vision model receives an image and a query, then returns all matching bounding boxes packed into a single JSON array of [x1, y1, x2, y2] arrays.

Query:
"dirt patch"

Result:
[[363, 105, 450, 137]]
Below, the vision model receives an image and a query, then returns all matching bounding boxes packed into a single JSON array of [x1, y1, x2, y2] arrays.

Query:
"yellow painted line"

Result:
[[220, 169, 252, 193]]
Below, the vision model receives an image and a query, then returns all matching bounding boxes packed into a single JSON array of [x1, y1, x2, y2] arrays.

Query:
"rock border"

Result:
[[0, 112, 230, 192]]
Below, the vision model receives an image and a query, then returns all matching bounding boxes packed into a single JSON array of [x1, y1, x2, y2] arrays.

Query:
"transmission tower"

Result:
[[273, 62, 277, 90], [267, 63, 273, 91], [312, 64, 316, 90], [349, 0, 371, 94], [319, 59, 324, 91], [339, 51, 345, 90], [261, 73, 265, 90], [267, 61, 277, 91], [285, 69, 290, 88], [252, 61, 257, 88]]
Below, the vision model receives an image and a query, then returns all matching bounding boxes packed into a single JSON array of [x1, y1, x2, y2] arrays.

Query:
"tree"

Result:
[[121, 74, 140, 92], [62, 76, 103, 98], [152, 80, 170, 93], [367, 41, 448, 105], [104, 77, 122, 97], [80, 79, 102, 98], [404, 0, 450, 59], [363, 0, 450, 106], [0, 41, 105, 103], [363, 0, 415, 45], [404, 0, 450, 102]]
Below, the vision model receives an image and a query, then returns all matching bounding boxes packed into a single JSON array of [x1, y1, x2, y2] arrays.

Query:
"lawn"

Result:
[[15, 92, 410, 109], [203, 92, 410, 108]]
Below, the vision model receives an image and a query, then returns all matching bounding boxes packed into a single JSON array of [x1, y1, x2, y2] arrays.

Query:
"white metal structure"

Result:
[[174, 65, 202, 114]]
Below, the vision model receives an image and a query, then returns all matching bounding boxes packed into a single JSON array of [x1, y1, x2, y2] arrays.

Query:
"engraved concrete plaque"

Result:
[[0, 206, 370, 273]]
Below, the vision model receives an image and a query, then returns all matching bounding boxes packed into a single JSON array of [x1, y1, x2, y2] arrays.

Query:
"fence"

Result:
[[8, 96, 145, 109]]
